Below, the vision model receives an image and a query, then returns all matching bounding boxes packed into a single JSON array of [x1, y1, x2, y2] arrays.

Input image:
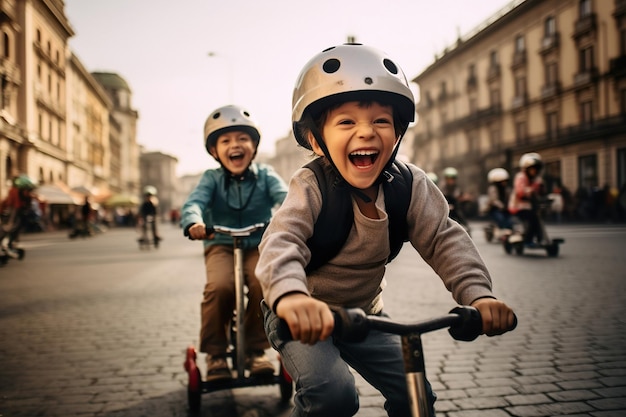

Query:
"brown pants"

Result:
[[200, 245, 269, 356]]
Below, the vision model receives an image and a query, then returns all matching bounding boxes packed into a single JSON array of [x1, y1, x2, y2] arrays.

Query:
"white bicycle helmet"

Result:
[[292, 43, 415, 150], [519, 152, 543, 170], [203, 105, 261, 154], [443, 167, 458, 179], [143, 185, 157, 196], [487, 168, 509, 183]]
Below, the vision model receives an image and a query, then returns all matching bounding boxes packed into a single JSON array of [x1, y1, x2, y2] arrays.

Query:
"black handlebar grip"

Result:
[[332, 308, 370, 343], [448, 306, 483, 341]]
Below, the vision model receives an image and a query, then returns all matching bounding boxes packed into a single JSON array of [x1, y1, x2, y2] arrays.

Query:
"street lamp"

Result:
[[207, 52, 234, 103]]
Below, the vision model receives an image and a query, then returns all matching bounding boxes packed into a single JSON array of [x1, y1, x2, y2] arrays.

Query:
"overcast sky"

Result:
[[64, 0, 513, 176]]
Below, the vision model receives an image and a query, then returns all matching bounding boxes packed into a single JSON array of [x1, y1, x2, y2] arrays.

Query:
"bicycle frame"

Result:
[[332, 306, 490, 417], [210, 223, 266, 378]]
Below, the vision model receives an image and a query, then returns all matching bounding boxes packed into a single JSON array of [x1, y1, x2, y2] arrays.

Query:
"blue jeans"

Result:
[[262, 302, 436, 417]]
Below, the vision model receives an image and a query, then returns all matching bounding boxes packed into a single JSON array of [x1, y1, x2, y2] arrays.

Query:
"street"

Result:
[[1, 221, 625, 417]]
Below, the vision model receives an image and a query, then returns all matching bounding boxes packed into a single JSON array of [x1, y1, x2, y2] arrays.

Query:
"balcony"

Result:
[[573, 67, 599, 88], [539, 33, 560, 55], [486, 65, 501, 83], [511, 51, 527, 70], [610, 55, 626, 79], [541, 82, 561, 100], [511, 94, 528, 110], [572, 13, 597, 40]]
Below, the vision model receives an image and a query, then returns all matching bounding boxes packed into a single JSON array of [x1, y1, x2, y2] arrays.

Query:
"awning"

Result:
[[36, 185, 79, 205], [104, 193, 139, 207]]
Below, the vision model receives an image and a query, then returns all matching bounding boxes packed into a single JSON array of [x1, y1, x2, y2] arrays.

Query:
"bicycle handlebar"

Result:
[[184, 222, 268, 240], [207, 223, 267, 237], [332, 306, 517, 343]]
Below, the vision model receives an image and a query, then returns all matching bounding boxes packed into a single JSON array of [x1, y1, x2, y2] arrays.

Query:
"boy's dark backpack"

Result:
[[304, 158, 413, 273]]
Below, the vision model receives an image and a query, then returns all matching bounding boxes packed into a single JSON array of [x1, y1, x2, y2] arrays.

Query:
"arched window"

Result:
[[3, 32, 9, 58]]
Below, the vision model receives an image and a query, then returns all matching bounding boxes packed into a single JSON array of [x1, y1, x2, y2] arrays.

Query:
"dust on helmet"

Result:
[[14, 174, 38, 190], [487, 168, 509, 183], [519, 152, 543, 171], [143, 185, 157, 196], [291, 43, 415, 150], [203, 105, 261, 154], [443, 167, 458, 179]]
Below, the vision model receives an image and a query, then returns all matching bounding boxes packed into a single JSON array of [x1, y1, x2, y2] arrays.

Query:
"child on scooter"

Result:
[[0, 175, 38, 251], [485, 167, 513, 232], [509, 152, 545, 246], [255, 43, 516, 417], [181, 105, 288, 382]]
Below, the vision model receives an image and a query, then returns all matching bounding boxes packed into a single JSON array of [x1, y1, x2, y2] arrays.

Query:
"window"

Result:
[[545, 62, 558, 85], [489, 126, 500, 149], [489, 88, 500, 107], [580, 100, 593, 124], [515, 35, 525, 52], [579, 46, 594, 72], [546, 111, 558, 139], [490, 50, 498, 66], [515, 75, 527, 97], [545, 16, 556, 36], [515, 120, 527, 143], [468, 63, 475, 77], [621, 89, 626, 115], [2, 32, 9, 58], [578, 154, 597, 189], [36, 29, 41, 44], [620, 27, 626, 55], [579, 0, 591, 17]]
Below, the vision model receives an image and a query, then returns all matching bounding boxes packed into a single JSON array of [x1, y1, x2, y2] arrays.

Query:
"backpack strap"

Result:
[[304, 158, 413, 272], [382, 160, 413, 262], [304, 158, 353, 273]]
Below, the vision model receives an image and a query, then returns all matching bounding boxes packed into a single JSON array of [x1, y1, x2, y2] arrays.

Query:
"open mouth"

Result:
[[349, 150, 379, 168], [229, 152, 244, 161]]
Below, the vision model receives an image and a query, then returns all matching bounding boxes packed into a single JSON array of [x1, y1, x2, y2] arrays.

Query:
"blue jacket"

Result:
[[181, 162, 288, 250]]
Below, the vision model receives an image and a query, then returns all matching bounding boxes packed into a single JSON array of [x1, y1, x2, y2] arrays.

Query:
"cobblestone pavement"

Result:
[[0, 222, 625, 416]]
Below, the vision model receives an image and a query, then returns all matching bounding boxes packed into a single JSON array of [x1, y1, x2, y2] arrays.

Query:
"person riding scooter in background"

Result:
[[441, 167, 472, 235], [509, 153, 546, 246], [138, 185, 161, 244], [0, 174, 38, 252], [485, 168, 513, 234]]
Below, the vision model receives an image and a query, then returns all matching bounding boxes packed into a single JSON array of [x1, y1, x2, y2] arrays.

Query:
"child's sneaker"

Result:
[[246, 351, 275, 376], [205, 355, 232, 382]]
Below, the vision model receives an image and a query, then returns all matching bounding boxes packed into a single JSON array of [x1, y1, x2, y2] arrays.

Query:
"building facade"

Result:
[[0, 0, 144, 220], [67, 53, 111, 195], [411, 0, 626, 207], [92, 71, 140, 198]]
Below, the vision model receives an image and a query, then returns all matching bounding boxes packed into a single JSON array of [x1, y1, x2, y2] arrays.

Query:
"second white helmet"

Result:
[[487, 168, 509, 183], [203, 105, 261, 154], [519, 152, 543, 170]]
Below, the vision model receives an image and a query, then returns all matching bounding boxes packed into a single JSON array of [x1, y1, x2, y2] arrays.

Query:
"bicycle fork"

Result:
[[402, 333, 432, 417]]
